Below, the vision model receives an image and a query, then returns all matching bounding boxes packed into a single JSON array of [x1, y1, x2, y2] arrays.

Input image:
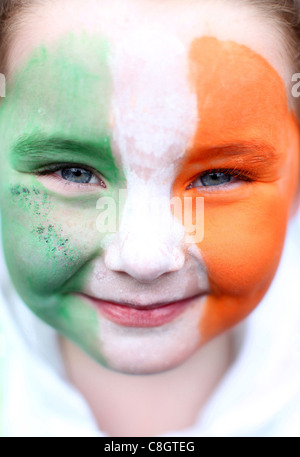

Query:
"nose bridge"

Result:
[[104, 181, 185, 281], [103, 27, 199, 281]]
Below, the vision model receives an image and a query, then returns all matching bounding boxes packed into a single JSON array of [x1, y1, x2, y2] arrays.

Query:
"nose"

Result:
[[104, 188, 185, 282]]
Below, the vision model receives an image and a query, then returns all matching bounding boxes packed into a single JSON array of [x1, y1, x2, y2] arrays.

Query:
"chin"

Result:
[[100, 351, 198, 376], [93, 315, 203, 375]]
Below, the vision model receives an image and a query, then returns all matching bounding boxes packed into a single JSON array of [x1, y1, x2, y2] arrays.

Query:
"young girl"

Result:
[[0, 0, 300, 437]]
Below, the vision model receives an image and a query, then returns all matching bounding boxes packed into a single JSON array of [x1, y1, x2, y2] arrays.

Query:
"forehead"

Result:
[[7, 0, 290, 83], [4, 0, 292, 172]]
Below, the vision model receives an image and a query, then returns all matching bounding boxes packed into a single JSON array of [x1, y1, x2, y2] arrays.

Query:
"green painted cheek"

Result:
[[3, 180, 77, 291], [1, 176, 112, 366], [0, 33, 123, 367]]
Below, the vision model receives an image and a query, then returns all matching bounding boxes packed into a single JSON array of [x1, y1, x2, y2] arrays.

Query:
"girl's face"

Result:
[[0, 0, 299, 374]]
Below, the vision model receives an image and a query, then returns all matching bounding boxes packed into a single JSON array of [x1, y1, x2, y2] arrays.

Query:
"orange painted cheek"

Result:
[[173, 185, 290, 342], [173, 37, 300, 343], [198, 190, 288, 340]]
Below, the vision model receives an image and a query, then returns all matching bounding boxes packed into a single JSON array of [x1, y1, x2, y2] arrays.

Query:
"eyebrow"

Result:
[[190, 141, 283, 168], [195, 141, 277, 159], [11, 134, 120, 181], [12, 135, 111, 161]]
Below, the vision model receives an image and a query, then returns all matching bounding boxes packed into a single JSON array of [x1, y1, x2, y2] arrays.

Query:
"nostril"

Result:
[[121, 255, 175, 283], [104, 234, 185, 282], [119, 241, 177, 281]]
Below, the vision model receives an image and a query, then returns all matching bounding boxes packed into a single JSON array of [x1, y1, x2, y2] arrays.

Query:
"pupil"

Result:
[[62, 168, 92, 184], [201, 172, 231, 187]]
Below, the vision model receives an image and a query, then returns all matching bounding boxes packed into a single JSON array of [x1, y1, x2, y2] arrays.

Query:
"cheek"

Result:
[[201, 189, 287, 294], [192, 185, 291, 342], [173, 119, 300, 344], [200, 124, 300, 306], [0, 180, 101, 300], [0, 179, 107, 360]]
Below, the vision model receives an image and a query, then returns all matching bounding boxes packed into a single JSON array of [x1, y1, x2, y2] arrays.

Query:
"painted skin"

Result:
[[0, 28, 299, 374], [174, 36, 300, 344], [0, 35, 123, 364]]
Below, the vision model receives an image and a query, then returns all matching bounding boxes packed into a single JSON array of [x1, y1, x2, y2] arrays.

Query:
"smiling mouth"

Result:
[[80, 295, 205, 328]]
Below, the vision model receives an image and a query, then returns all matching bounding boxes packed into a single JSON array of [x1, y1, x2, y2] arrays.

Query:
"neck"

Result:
[[60, 333, 234, 437]]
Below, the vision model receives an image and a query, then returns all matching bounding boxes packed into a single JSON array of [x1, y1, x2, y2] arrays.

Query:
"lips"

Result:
[[81, 295, 202, 328]]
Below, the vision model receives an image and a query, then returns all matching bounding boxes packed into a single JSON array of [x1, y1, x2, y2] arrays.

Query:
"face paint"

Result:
[[0, 22, 298, 377], [0, 33, 124, 365], [174, 37, 300, 343]]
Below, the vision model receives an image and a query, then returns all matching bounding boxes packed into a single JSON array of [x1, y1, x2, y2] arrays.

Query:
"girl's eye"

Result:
[[57, 167, 101, 185], [37, 165, 107, 194], [187, 170, 251, 190], [198, 172, 231, 187]]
